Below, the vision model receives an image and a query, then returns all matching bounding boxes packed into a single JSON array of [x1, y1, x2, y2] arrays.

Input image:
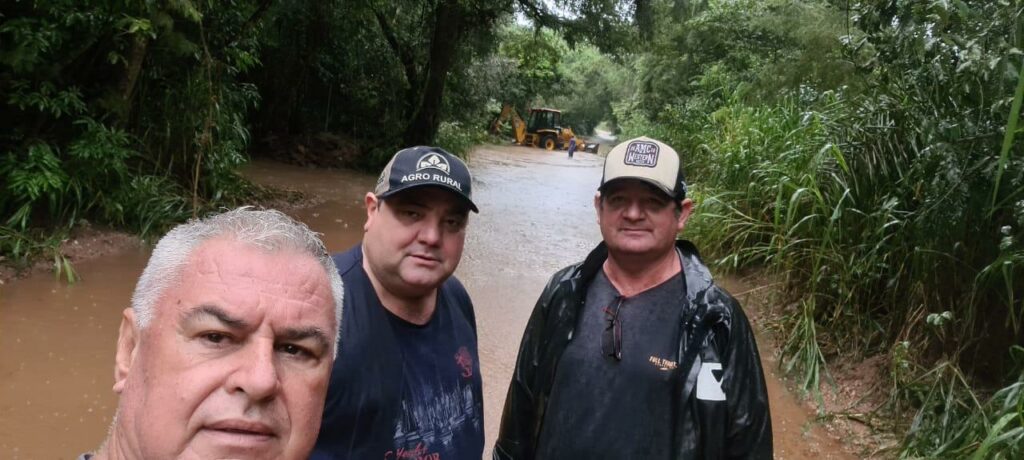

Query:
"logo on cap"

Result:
[[417, 153, 451, 174], [623, 141, 659, 168]]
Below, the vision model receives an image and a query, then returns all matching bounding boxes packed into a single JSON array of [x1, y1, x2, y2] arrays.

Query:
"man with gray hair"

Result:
[[82, 207, 344, 460]]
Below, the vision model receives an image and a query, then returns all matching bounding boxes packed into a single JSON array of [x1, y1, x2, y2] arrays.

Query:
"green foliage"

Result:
[[494, 26, 569, 110], [895, 346, 1024, 459], [115, 176, 191, 239], [1, 0, 267, 276], [547, 44, 630, 134], [1, 143, 69, 231], [435, 121, 489, 157], [618, 0, 1024, 456]]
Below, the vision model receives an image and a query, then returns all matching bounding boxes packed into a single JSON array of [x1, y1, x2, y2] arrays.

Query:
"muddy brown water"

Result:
[[0, 145, 855, 459]]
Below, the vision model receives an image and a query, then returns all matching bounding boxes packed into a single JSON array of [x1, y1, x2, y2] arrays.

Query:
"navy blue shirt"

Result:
[[312, 245, 484, 460]]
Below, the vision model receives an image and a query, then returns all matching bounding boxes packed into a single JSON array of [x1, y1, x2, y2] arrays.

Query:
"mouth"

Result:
[[409, 253, 441, 264], [202, 419, 277, 444]]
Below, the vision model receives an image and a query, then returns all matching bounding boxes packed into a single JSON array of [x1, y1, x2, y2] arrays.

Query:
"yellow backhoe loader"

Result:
[[490, 104, 598, 152]]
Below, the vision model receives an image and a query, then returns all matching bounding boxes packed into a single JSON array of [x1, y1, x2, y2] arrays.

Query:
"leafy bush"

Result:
[[0, 1, 264, 272], [435, 121, 488, 158]]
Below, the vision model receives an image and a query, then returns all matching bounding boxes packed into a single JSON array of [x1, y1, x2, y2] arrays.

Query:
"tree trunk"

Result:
[[374, 8, 419, 121], [403, 0, 464, 146], [118, 34, 149, 122]]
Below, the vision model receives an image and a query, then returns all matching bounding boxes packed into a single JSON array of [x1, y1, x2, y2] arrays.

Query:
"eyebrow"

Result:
[[183, 304, 330, 350], [183, 305, 248, 330], [278, 327, 331, 352]]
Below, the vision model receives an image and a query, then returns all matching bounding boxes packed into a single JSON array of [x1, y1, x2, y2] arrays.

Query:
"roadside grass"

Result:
[[684, 85, 1023, 457]]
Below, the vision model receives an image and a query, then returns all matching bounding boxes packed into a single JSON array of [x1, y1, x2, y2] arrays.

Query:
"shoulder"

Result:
[[441, 275, 472, 303], [552, 262, 582, 283], [676, 240, 746, 325], [331, 244, 364, 278], [440, 275, 478, 331], [542, 261, 583, 294]]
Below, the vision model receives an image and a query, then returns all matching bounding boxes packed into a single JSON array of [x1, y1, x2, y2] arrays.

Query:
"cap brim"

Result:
[[378, 183, 479, 213], [599, 177, 675, 199]]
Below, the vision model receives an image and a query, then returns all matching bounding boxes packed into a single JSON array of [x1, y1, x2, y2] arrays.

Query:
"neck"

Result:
[[362, 258, 437, 325], [89, 425, 125, 460], [603, 247, 681, 297]]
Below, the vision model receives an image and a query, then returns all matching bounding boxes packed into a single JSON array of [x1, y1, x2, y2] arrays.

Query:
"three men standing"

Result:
[[313, 146, 484, 459], [87, 140, 770, 460], [495, 137, 773, 459]]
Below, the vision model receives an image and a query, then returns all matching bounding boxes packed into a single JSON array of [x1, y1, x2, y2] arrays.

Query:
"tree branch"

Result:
[[226, 0, 275, 46]]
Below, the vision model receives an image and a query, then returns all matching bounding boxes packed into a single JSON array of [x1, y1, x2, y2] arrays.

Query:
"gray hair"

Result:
[[130, 207, 344, 357]]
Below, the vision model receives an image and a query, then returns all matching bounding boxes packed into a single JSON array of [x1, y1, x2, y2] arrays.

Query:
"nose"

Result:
[[417, 217, 442, 246], [622, 200, 644, 220], [226, 340, 280, 402]]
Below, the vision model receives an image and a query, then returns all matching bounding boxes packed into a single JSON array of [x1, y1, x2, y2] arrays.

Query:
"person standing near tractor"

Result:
[[567, 136, 577, 158]]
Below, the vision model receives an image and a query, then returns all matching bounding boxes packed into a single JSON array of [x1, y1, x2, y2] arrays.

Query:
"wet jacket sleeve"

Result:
[[492, 271, 565, 460], [717, 290, 773, 459]]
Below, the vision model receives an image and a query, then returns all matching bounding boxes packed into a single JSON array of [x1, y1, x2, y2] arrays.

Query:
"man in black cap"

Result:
[[494, 137, 772, 459], [313, 146, 484, 460]]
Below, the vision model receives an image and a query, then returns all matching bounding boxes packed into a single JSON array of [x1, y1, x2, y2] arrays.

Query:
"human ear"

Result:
[[364, 192, 379, 232], [677, 198, 694, 231], [112, 308, 139, 394]]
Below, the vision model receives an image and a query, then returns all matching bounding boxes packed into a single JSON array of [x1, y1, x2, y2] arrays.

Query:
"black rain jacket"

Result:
[[494, 240, 773, 459]]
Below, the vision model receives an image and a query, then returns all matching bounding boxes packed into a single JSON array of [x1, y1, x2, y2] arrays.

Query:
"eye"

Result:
[[198, 331, 234, 347], [276, 343, 315, 361], [444, 216, 466, 231], [606, 196, 627, 208], [644, 198, 664, 209]]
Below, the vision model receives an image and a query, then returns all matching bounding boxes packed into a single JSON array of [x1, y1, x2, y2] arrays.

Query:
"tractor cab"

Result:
[[525, 108, 566, 150], [527, 108, 562, 133]]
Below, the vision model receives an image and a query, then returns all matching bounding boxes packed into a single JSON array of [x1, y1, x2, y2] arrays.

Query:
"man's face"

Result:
[[112, 238, 337, 459], [362, 187, 469, 298], [595, 180, 693, 260]]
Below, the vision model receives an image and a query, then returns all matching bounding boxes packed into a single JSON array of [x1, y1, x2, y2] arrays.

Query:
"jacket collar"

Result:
[[573, 240, 713, 297]]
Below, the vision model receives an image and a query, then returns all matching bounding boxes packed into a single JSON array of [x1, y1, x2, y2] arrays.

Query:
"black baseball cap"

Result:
[[374, 146, 479, 213]]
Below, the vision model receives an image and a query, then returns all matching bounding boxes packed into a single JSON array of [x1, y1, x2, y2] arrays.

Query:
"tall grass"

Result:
[[613, 0, 1023, 456], [682, 80, 1023, 456]]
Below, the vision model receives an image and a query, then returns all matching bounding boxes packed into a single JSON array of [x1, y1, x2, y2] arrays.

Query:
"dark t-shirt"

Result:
[[536, 267, 686, 459], [312, 245, 484, 460], [385, 304, 484, 459]]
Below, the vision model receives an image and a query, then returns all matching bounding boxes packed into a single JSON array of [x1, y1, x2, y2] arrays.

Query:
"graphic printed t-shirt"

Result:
[[386, 308, 483, 460], [312, 245, 484, 460], [536, 267, 686, 459]]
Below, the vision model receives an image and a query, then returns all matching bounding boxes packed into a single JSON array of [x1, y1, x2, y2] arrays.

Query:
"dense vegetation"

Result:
[[0, 0, 636, 270], [614, 1, 1024, 457], [2, 0, 1022, 457]]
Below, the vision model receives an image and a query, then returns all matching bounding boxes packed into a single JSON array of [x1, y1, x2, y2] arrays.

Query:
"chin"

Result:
[[400, 273, 446, 292], [610, 241, 656, 254]]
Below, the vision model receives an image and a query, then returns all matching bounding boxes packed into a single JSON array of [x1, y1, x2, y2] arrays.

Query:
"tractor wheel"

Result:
[[541, 135, 557, 151]]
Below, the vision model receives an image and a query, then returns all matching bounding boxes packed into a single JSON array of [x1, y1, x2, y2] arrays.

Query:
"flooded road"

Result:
[[0, 145, 855, 458]]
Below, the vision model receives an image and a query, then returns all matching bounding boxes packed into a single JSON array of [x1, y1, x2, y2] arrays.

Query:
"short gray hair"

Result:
[[130, 207, 344, 356]]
